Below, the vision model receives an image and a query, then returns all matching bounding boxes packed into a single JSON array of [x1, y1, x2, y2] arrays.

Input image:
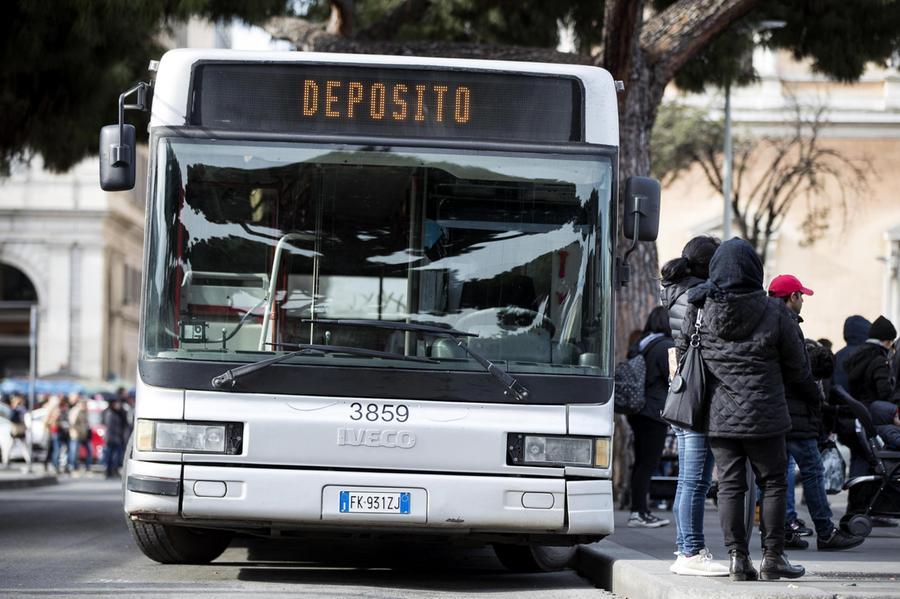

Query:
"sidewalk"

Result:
[[0, 467, 57, 490], [575, 496, 900, 599]]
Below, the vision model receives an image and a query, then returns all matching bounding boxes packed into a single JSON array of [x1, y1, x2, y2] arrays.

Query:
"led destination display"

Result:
[[191, 63, 584, 143]]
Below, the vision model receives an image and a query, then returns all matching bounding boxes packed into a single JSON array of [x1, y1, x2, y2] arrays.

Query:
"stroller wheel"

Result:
[[842, 514, 873, 538]]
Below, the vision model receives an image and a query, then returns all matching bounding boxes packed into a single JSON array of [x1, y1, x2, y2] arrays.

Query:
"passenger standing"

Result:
[[102, 398, 129, 479], [767, 275, 864, 551], [3, 395, 31, 469], [845, 316, 897, 405], [626, 307, 675, 529], [660, 235, 727, 576], [67, 393, 92, 473], [680, 238, 806, 581], [833, 316, 871, 391]]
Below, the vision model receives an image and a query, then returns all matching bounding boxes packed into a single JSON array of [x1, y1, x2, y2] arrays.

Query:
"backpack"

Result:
[[614, 336, 663, 415]]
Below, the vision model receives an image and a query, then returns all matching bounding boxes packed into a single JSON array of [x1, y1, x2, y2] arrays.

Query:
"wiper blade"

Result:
[[211, 342, 437, 390], [303, 318, 530, 401]]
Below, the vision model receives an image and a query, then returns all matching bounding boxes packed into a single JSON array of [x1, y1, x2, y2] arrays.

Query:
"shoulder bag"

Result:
[[661, 309, 708, 432]]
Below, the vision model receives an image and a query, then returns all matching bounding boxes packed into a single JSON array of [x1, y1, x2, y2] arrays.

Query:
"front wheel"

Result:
[[493, 543, 577, 572], [127, 518, 233, 564]]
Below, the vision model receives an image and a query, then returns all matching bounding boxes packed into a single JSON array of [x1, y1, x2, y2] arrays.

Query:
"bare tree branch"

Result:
[[640, 0, 760, 82], [264, 15, 333, 51], [327, 0, 355, 36], [600, 0, 644, 81]]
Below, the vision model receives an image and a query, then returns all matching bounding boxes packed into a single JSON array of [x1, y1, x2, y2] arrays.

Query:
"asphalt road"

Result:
[[0, 477, 616, 598]]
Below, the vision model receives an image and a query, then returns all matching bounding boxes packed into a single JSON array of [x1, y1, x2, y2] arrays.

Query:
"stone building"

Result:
[[658, 48, 900, 345], [0, 19, 231, 381]]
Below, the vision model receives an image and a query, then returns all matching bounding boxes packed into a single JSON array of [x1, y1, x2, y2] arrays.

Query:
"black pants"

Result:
[[627, 414, 669, 513], [710, 435, 787, 556]]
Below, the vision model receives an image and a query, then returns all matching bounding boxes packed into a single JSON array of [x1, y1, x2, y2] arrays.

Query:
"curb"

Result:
[[574, 541, 839, 599], [0, 473, 58, 490]]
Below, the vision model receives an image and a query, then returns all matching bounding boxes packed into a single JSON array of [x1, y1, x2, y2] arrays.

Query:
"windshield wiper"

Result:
[[211, 342, 437, 390], [303, 319, 531, 401]]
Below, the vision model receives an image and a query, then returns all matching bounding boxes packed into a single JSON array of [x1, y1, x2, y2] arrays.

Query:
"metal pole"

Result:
[[26, 304, 38, 474], [723, 82, 733, 241]]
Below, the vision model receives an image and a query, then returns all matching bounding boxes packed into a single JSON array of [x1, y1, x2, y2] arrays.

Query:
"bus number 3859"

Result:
[[350, 402, 409, 422]]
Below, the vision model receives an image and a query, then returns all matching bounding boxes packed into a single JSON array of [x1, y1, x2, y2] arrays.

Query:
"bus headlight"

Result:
[[135, 419, 243, 454], [507, 433, 611, 468]]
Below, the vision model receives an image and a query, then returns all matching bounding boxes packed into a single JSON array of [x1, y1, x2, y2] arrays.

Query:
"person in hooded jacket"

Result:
[[845, 316, 897, 406], [833, 316, 871, 390], [660, 235, 728, 576], [626, 306, 676, 529], [679, 238, 808, 582]]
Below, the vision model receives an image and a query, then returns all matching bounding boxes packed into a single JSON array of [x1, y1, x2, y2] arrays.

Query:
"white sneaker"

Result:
[[672, 548, 729, 576], [669, 553, 687, 573]]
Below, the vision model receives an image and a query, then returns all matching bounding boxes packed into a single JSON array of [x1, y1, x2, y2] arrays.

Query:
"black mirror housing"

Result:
[[99, 124, 136, 191], [622, 176, 660, 241]]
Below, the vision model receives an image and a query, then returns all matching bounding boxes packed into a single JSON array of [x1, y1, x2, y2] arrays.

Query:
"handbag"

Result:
[[820, 440, 846, 494], [661, 309, 708, 432]]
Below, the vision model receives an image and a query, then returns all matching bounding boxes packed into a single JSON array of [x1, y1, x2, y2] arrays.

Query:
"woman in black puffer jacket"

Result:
[[678, 238, 813, 582], [659, 236, 725, 575], [661, 236, 720, 345]]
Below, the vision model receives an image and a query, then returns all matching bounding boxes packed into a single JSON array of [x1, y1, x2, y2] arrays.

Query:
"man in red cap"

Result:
[[768, 274, 814, 320], [767, 274, 865, 551]]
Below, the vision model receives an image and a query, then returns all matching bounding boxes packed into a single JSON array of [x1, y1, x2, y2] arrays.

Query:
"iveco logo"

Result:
[[337, 428, 417, 449]]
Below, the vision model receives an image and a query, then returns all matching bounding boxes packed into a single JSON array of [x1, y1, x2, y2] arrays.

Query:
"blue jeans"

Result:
[[105, 441, 124, 477], [68, 438, 92, 470], [786, 438, 834, 538], [673, 428, 715, 556], [785, 454, 797, 523]]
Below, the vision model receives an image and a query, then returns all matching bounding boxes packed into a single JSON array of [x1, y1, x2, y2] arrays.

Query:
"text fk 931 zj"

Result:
[[301, 79, 472, 124]]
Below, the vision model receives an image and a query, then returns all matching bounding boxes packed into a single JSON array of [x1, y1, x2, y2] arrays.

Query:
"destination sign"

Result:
[[190, 63, 583, 143]]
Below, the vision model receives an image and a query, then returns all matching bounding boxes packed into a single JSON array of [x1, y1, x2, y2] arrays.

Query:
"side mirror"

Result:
[[622, 176, 660, 242], [99, 124, 136, 191]]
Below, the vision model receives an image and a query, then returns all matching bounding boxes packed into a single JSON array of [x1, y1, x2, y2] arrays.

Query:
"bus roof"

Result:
[[150, 48, 618, 147]]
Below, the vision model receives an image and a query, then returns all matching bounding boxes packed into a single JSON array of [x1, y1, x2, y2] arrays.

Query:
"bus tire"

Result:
[[493, 543, 577, 572], [127, 518, 232, 564]]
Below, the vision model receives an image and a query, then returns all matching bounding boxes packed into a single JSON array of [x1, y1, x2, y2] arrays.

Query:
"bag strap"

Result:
[[689, 309, 704, 348]]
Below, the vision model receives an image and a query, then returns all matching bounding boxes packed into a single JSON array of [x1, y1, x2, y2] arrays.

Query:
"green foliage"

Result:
[[650, 103, 724, 184], [0, 0, 291, 174]]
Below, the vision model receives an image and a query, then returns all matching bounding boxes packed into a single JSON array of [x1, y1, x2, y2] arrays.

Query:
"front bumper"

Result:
[[124, 459, 613, 537]]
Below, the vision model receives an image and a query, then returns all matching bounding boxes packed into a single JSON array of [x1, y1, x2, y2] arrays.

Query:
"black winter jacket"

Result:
[[626, 333, 675, 422], [845, 342, 894, 405], [782, 312, 825, 440], [679, 291, 815, 439], [660, 276, 704, 344]]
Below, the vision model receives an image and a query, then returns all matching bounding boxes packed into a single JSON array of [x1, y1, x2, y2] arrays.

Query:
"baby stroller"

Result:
[[833, 386, 900, 537]]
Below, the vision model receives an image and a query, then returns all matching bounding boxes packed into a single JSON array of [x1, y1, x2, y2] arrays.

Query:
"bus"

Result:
[[100, 49, 659, 571]]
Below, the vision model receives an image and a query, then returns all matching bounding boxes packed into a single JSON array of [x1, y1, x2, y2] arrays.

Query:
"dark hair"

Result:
[[643, 306, 672, 337], [661, 235, 720, 283], [805, 339, 835, 380]]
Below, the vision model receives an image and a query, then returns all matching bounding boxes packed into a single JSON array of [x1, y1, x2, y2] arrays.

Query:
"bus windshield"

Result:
[[144, 139, 613, 376]]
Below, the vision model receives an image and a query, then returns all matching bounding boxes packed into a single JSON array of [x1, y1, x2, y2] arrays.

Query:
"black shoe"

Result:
[[784, 532, 809, 549], [871, 516, 899, 528], [729, 551, 758, 582], [817, 528, 865, 551], [786, 518, 814, 537], [759, 552, 805, 581]]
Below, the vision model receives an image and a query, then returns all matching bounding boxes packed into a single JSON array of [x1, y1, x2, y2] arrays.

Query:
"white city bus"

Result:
[[100, 49, 659, 570]]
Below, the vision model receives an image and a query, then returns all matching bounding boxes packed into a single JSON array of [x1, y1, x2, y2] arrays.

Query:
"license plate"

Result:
[[339, 491, 411, 514]]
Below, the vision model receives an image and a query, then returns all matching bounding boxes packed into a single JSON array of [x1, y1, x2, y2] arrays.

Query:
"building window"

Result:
[[123, 264, 142, 306]]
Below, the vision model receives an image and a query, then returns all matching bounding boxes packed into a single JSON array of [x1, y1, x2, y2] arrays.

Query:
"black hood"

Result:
[[688, 238, 763, 306], [843, 315, 871, 346], [845, 342, 888, 381], [704, 290, 772, 341]]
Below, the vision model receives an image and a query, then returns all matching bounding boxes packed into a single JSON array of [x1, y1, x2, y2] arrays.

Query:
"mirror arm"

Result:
[[113, 82, 150, 166], [618, 195, 645, 288]]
